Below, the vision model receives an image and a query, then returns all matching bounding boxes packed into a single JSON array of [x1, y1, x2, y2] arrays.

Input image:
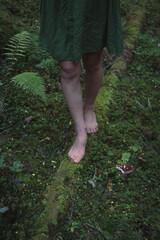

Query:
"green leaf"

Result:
[[12, 72, 47, 102], [117, 160, 123, 164], [9, 161, 23, 172], [121, 152, 131, 163], [22, 174, 31, 182], [0, 153, 6, 167], [103, 231, 114, 239], [13, 160, 23, 169], [88, 180, 96, 188], [129, 145, 141, 152], [0, 206, 9, 214], [71, 227, 74, 233], [107, 150, 114, 156]]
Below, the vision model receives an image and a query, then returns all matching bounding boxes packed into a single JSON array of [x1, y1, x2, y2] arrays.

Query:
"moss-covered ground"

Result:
[[59, 1, 160, 239], [0, 0, 160, 239]]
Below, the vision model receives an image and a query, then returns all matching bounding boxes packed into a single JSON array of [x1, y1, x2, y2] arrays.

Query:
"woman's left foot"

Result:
[[83, 107, 98, 134]]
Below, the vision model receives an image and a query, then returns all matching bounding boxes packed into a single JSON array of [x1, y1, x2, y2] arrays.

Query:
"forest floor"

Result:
[[0, 1, 160, 240], [58, 2, 160, 239]]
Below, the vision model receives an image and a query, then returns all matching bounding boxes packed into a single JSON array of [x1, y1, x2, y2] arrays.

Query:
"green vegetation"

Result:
[[0, 0, 160, 239]]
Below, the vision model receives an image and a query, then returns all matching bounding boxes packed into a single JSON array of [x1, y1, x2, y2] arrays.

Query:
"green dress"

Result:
[[39, 0, 123, 63]]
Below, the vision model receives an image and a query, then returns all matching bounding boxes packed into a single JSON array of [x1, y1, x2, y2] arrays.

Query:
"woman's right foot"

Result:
[[68, 131, 87, 164]]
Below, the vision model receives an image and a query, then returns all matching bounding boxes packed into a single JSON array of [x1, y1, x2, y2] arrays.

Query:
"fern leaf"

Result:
[[15, 53, 25, 57], [4, 31, 31, 64], [35, 58, 54, 69], [3, 47, 14, 51], [0, 92, 5, 114], [7, 57, 17, 61], [5, 44, 17, 49], [16, 49, 26, 53], [3, 53, 14, 56], [11, 72, 47, 102]]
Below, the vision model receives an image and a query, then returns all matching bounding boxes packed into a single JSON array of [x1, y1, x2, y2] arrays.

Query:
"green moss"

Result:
[[33, 155, 83, 238], [33, 233, 48, 240], [95, 72, 119, 123], [57, 155, 83, 177], [111, 60, 126, 72], [106, 72, 119, 88], [124, 3, 147, 49]]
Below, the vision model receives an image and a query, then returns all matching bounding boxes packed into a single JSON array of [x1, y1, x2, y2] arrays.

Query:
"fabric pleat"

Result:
[[39, 0, 124, 62]]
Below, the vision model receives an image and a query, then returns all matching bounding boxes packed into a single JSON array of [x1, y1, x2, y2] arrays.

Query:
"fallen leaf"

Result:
[[116, 164, 135, 175], [24, 116, 35, 124], [107, 178, 113, 191], [40, 137, 50, 142], [138, 156, 147, 162], [109, 206, 114, 211]]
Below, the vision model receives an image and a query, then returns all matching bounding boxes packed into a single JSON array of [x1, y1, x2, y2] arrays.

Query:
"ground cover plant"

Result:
[[0, 0, 159, 239]]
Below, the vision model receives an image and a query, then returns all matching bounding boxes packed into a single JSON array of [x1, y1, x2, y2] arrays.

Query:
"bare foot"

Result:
[[83, 107, 98, 134], [68, 132, 87, 164]]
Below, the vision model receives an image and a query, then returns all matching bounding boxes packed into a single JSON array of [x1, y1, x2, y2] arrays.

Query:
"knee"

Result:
[[83, 62, 102, 73], [59, 61, 81, 80], [82, 52, 103, 73]]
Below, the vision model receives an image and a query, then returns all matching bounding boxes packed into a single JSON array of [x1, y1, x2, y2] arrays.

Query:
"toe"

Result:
[[74, 157, 81, 164], [92, 128, 95, 134], [70, 154, 74, 160], [94, 127, 98, 133], [68, 155, 73, 162], [89, 128, 93, 134], [73, 155, 77, 161], [89, 128, 92, 134], [93, 126, 98, 133], [86, 128, 90, 134], [68, 152, 74, 162], [73, 157, 78, 163], [68, 149, 72, 156]]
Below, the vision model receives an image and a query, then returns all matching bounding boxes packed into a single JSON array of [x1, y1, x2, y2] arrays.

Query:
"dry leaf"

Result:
[[40, 137, 50, 142], [107, 178, 113, 191], [138, 156, 147, 162], [109, 206, 114, 211], [57, 150, 62, 157], [24, 116, 35, 124]]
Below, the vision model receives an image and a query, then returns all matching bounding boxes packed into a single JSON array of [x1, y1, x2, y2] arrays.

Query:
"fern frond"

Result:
[[3, 31, 31, 64], [11, 72, 47, 102], [0, 82, 5, 114], [35, 58, 54, 69]]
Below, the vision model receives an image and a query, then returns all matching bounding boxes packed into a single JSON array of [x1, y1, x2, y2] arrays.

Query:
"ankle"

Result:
[[74, 123, 87, 135], [83, 104, 95, 112]]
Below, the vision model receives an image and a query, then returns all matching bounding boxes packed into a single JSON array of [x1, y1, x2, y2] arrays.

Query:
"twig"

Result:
[[0, 127, 14, 136]]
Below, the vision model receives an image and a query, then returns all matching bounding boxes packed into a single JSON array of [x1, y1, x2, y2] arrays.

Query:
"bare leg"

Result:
[[82, 50, 104, 134], [59, 60, 87, 163]]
